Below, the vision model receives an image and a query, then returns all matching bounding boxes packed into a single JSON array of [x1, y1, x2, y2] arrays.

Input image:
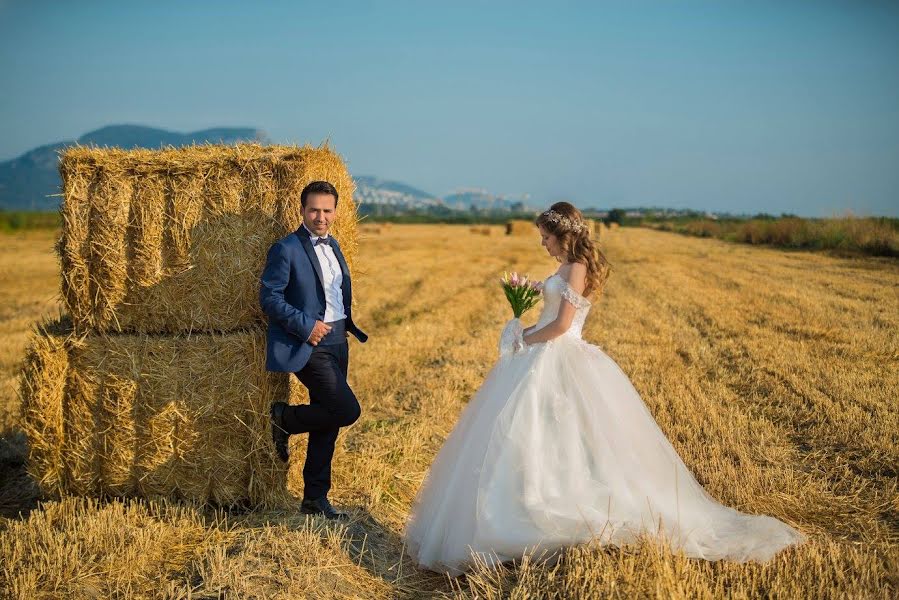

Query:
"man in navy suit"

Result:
[[259, 180, 368, 520]]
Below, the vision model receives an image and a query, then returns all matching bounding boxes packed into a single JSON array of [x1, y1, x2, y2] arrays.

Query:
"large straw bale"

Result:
[[19, 316, 304, 508], [506, 220, 534, 236], [19, 318, 70, 497], [57, 143, 359, 334]]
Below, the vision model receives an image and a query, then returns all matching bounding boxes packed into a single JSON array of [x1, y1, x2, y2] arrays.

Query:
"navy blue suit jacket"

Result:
[[259, 225, 368, 372]]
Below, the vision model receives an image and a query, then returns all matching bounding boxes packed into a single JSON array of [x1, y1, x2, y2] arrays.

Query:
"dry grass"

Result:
[[0, 231, 61, 432], [57, 143, 359, 334], [648, 215, 899, 257], [1, 225, 897, 598], [1, 496, 234, 598]]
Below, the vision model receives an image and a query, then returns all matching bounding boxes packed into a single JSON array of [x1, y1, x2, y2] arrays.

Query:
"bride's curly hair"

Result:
[[535, 202, 612, 298]]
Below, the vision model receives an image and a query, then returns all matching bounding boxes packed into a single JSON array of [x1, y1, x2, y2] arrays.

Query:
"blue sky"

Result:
[[2, 0, 898, 216]]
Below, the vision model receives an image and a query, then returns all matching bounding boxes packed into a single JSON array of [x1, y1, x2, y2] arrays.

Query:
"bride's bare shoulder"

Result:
[[559, 261, 587, 277], [560, 262, 588, 293]]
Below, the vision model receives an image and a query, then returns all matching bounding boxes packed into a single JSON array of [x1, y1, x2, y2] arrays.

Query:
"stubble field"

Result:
[[0, 224, 897, 598]]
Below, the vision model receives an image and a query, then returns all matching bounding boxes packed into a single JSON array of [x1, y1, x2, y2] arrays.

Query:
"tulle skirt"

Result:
[[402, 334, 805, 576]]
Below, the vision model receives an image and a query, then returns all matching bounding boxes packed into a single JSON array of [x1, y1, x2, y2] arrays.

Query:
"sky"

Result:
[[1, 0, 898, 217]]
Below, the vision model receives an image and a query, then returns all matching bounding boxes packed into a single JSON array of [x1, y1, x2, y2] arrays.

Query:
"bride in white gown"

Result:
[[402, 202, 805, 576]]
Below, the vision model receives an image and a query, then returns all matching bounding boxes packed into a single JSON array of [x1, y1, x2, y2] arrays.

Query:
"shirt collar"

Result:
[[302, 222, 330, 241]]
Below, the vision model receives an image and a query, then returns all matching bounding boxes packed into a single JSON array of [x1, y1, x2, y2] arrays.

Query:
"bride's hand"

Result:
[[514, 326, 538, 353], [499, 318, 525, 357]]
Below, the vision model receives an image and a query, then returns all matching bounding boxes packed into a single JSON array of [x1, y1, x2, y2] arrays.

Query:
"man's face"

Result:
[[302, 193, 337, 236]]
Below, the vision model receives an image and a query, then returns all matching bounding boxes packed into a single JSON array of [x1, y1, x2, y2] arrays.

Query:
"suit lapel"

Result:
[[294, 227, 325, 291], [330, 240, 350, 278]]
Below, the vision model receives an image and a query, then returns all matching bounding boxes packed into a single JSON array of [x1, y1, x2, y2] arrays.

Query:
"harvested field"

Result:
[[1, 225, 896, 598]]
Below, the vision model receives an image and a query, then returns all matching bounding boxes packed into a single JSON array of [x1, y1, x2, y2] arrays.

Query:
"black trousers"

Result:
[[283, 341, 361, 500]]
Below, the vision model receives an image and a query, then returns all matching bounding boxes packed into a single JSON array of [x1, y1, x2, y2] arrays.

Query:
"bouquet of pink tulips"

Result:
[[500, 272, 543, 318]]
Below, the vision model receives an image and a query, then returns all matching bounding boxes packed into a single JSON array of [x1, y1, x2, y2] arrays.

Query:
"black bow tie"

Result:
[[313, 236, 332, 246]]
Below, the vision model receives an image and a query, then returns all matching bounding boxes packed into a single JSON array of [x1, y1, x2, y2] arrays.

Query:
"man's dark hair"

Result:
[[301, 181, 339, 208]]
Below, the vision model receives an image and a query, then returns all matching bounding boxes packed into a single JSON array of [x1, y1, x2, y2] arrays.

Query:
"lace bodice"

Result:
[[533, 273, 592, 339]]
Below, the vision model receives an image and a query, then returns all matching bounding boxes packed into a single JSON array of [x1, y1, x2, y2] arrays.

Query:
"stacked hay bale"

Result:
[[20, 318, 291, 506], [57, 145, 358, 333], [20, 143, 359, 508], [505, 220, 534, 236], [597, 221, 610, 238], [359, 224, 382, 235], [469, 225, 494, 236]]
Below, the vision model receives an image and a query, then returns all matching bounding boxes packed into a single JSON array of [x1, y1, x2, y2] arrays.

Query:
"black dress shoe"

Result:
[[301, 496, 349, 520], [270, 401, 290, 462]]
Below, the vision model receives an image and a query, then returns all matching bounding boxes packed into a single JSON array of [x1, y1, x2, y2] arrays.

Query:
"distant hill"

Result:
[[353, 175, 441, 209], [443, 188, 533, 211], [0, 125, 267, 210], [2, 127, 546, 215]]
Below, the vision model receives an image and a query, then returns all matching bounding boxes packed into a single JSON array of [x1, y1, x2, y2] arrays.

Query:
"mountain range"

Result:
[[0, 125, 267, 210], [0, 125, 539, 213], [353, 175, 441, 208]]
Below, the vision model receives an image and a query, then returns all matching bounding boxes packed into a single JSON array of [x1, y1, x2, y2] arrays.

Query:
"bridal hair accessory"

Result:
[[541, 209, 588, 234]]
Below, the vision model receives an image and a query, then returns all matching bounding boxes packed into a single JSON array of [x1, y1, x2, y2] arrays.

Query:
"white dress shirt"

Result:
[[303, 223, 346, 323]]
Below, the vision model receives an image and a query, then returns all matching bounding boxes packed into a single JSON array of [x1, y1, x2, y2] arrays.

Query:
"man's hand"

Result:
[[308, 321, 332, 346]]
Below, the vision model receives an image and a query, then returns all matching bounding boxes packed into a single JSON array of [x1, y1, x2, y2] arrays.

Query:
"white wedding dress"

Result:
[[403, 273, 805, 576]]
